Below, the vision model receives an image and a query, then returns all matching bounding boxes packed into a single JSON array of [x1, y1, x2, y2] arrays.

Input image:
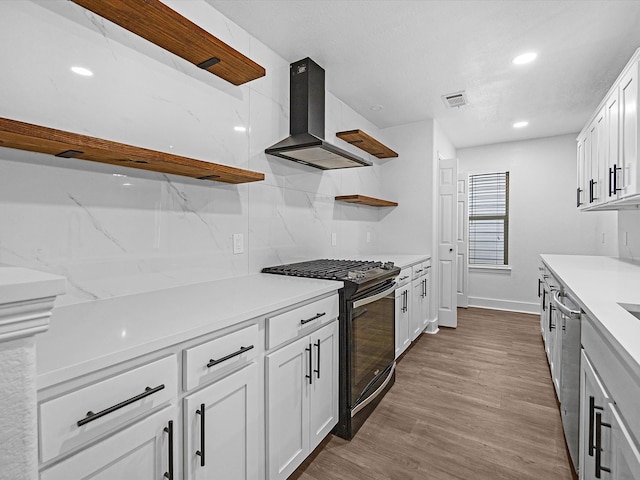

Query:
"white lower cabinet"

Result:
[[411, 274, 429, 340], [40, 405, 177, 480], [266, 320, 338, 480], [579, 350, 640, 480], [184, 362, 260, 480], [394, 283, 410, 358]]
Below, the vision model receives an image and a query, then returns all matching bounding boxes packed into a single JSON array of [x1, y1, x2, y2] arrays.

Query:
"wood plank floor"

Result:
[[291, 307, 575, 480]]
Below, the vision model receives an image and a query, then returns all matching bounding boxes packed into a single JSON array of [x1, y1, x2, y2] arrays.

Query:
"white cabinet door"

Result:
[[606, 89, 621, 201], [184, 362, 260, 480], [266, 335, 310, 480], [395, 285, 410, 358], [41, 406, 176, 480], [577, 135, 588, 208], [620, 61, 639, 199], [609, 404, 640, 480], [411, 279, 424, 341], [420, 274, 430, 331], [308, 320, 338, 451], [579, 351, 610, 480]]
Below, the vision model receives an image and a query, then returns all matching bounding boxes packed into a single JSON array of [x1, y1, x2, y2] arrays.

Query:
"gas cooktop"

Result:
[[262, 259, 400, 298]]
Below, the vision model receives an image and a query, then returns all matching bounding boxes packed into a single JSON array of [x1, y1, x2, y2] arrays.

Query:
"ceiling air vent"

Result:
[[442, 91, 468, 109]]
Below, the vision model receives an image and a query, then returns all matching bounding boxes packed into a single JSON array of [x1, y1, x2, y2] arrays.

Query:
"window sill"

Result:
[[469, 265, 512, 274]]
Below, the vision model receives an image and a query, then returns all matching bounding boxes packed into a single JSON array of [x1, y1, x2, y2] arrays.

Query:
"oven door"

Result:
[[349, 281, 396, 411]]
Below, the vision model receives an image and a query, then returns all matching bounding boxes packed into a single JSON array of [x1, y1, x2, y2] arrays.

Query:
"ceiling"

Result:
[[207, 0, 640, 149]]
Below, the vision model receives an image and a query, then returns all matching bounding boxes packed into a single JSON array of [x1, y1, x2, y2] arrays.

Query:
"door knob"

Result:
[[449, 248, 453, 252]]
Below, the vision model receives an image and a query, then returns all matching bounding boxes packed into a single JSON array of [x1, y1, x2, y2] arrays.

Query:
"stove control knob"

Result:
[[381, 261, 395, 270]]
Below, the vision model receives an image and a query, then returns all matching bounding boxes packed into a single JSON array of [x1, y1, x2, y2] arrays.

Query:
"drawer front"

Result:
[[412, 263, 426, 280], [39, 354, 177, 463], [266, 295, 338, 350], [183, 324, 259, 391], [396, 267, 412, 287]]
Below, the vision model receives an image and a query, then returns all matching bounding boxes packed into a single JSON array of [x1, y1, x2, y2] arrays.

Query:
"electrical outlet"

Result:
[[624, 231, 629, 246], [331, 232, 337, 247], [366, 231, 371, 243], [233, 233, 244, 254]]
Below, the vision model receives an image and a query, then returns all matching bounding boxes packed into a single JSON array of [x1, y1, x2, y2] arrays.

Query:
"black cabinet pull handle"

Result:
[[548, 304, 555, 330], [77, 384, 165, 427], [542, 289, 547, 311], [207, 345, 254, 368], [196, 403, 206, 467], [305, 344, 313, 384], [163, 420, 174, 479], [301, 312, 326, 325], [595, 412, 611, 478], [423, 278, 427, 297], [538, 279, 542, 298], [588, 396, 604, 457], [314, 339, 321, 379], [577, 187, 583, 207], [608, 167, 613, 197]]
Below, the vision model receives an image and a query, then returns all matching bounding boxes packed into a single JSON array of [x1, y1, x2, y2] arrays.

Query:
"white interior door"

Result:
[[438, 157, 458, 328], [457, 174, 469, 308]]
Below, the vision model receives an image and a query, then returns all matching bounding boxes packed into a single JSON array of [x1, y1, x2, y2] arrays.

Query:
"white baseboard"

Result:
[[467, 296, 539, 315]]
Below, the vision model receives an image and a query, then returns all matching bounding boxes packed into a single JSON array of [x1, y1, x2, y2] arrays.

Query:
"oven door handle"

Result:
[[353, 282, 397, 309]]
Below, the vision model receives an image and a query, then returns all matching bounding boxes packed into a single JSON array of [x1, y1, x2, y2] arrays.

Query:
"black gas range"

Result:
[[263, 258, 400, 439]]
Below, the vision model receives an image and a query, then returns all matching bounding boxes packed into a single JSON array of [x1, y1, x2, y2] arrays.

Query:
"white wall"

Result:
[[458, 134, 617, 313], [619, 210, 640, 261], [0, 0, 387, 306], [378, 120, 434, 254]]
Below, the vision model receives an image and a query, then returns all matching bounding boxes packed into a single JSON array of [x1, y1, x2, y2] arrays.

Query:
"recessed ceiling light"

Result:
[[370, 104, 383, 111], [71, 66, 93, 76], [234, 126, 247, 132], [513, 121, 529, 128], [512, 52, 537, 65]]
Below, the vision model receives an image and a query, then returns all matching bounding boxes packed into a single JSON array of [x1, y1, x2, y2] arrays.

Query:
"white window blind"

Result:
[[468, 172, 509, 265]]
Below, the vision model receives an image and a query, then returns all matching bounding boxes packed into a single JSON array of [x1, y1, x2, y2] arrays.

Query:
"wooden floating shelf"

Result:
[[0, 117, 265, 184], [71, 0, 265, 86], [335, 195, 398, 207], [336, 130, 398, 159]]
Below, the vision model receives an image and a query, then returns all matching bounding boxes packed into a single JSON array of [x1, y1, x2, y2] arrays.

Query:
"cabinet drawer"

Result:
[[183, 324, 259, 391], [39, 355, 177, 463], [412, 261, 430, 280], [396, 267, 412, 287], [266, 295, 338, 349]]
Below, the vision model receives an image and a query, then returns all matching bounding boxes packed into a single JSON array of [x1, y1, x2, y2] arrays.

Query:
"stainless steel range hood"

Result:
[[265, 58, 371, 170]]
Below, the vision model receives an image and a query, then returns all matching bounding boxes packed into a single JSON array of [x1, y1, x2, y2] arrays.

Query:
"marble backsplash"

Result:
[[0, 0, 388, 306]]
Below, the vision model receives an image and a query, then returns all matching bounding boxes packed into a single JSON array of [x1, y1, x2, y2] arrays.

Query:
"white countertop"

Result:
[[36, 273, 341, 389], [0, 265, 65, 305], [541, 255, 640, 379]]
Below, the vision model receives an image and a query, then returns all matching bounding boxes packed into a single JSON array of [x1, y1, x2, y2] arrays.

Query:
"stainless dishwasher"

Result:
[[552, 289, 582, 474]]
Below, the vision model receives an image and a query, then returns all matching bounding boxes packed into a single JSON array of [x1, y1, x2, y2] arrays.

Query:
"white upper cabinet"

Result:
[[578, 49, 640, 209]]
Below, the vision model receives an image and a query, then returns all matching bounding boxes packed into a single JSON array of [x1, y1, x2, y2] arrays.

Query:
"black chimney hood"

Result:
[[265, 58, 372, 170]]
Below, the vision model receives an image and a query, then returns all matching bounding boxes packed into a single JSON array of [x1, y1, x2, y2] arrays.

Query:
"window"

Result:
[[468, 171, 509, 265]]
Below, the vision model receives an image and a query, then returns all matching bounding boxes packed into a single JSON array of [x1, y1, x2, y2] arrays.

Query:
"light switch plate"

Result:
[[331, 232, 337, 247], [233, 233, 244, 254]]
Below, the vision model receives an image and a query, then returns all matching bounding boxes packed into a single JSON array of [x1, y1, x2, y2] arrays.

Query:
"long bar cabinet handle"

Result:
[[305, 344, 313, 384], [588, 396, 604, 457], [314, 339, 321, 379], [595, 412, 611, 478], [613, 164, 621, 194], [77, 384, 165, 426], [163, 420, 174, 479], [207, 345, 254, 368], [196, 403, 206, 467], [301, 312, 326, 325], [548, 304, 555, 330], [577, 187, 583, 207], [542, 289, 547, 311]]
